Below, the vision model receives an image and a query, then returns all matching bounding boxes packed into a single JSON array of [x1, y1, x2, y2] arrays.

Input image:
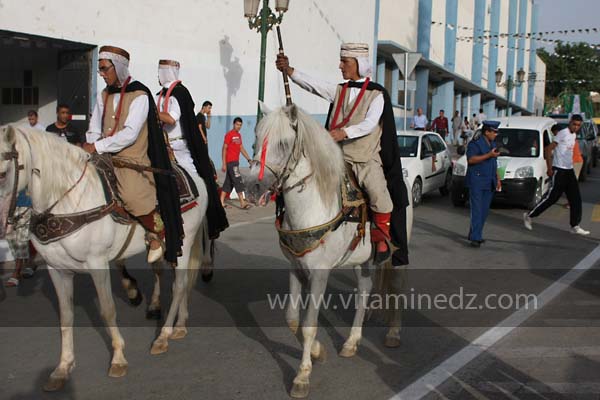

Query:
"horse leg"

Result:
[[117, 260, 143, 307], [146, 261, 162, 320], [286, 270, 302, 335], [151, 249, 191, 355], [44, 267, 75, 392], [89, 268, 128, 378], [340, 263, 372, 358], [290, 269, 329, 399], [385, 265, 407, 348]]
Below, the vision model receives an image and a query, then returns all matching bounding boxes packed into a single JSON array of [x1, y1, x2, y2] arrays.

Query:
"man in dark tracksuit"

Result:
[[524, 114, 590, 235]]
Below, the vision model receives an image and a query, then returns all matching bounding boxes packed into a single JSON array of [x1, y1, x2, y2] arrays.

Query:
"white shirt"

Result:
[[86, 79, 149, 154], [290, 69, 384, 139], [478, 113, 487, 123], [552, 127, 576, 169], [26, 122, 45, 130], [412, 114, 428, 129], [155, 86, 197, 174]]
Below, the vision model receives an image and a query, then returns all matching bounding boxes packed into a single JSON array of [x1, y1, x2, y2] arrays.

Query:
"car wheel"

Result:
[[439, 170, 452, 196], [526, 179, 543, 209], [451, 183, 467, 207], [412, 177, 423, 207]]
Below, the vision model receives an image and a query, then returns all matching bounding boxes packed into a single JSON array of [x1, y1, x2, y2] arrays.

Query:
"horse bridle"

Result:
[[1, 144, 24, 226], [1, 133, 88, 230], [257, 122, 313, 195]]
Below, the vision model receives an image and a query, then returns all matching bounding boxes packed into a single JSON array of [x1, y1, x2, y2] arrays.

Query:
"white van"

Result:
[[451, 117, 556, 209]]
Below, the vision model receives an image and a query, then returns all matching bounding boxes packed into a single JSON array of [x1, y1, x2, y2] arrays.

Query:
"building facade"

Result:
[[376, 0, 546, 131]]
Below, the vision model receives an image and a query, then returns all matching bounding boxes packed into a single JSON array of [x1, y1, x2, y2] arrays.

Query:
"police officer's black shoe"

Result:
[[469, 240, 481, 248], [478, 239, 486, 244]]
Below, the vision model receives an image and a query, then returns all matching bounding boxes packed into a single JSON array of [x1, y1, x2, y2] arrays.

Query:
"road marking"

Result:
[[390, 244, 600, 400], [228, 215, 274, 229], [592, 204, 600, 222]]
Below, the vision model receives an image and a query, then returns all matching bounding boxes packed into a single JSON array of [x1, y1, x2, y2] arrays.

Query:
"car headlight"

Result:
[[453, 163, 467, 176], [402, 168, 409, 178], [515, 166, 534, 178]]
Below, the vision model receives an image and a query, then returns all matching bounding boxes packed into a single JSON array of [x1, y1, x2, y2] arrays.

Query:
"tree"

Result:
[[537, 43, 600, 99]]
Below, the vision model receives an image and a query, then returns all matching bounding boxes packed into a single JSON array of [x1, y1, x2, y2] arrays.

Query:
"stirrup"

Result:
[[145, 232, 164, 263]]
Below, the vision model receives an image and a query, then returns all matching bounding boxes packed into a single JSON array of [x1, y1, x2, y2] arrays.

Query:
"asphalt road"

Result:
[[1, 168, 599, 400]]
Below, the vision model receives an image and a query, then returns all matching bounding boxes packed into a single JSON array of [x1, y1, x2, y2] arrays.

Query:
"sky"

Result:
[[535, 0, 600, 50]]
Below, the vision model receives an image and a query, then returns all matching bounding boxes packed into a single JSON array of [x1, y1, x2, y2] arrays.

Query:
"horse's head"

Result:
[[0, 125, 21, 238], [246, 102, 301, 206]]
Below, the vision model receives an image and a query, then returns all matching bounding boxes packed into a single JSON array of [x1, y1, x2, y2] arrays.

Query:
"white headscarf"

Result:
[[98, 46, 131, 86], [340, 43, 372, 78], [158, 60, 180, 87]]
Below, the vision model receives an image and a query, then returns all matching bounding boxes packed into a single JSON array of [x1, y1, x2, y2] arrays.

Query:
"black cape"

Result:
[[325, 81, 409, 266], [106, 81, 184, 264], [159, 83, 229, 239]]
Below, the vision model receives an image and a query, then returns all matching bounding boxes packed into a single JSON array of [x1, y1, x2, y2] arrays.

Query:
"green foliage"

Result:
[[537, 43, 600, 99]]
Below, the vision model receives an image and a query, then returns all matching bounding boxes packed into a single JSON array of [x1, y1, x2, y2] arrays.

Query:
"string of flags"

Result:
[[431, 20, 600, 37], [457, 35, 600, 49], [455, 36, 600, 53]]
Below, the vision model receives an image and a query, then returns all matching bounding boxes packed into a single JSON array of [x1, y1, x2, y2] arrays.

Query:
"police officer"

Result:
[[466, 121, 501, 247]]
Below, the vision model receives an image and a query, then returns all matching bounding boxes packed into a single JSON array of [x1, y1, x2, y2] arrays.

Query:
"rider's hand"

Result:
[[221, 165, 226, 173], [547, 168, 554, 177], [82, 143, 96, 154], [330, 129, 347, 142], [275, 55, 294, 76]]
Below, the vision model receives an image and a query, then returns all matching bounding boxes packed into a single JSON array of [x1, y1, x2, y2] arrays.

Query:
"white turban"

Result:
[[99, 45, 130, 86], [340, 43, 372, 78], [158, 59, 180, 87]]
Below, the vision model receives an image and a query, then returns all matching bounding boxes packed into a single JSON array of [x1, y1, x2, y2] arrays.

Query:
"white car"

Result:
[[397, 130, 453, 206], [451, 116, 555, 208]]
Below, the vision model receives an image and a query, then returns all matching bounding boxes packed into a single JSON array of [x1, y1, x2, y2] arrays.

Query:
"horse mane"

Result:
[[15, 126, 90, 204], [256, 105, 345, 205]]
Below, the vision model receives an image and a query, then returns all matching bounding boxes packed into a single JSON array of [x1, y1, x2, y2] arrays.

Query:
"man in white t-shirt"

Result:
[[524, 114, 590, 235], [411, 107, 428, 130], [478, 108, 487, 125]]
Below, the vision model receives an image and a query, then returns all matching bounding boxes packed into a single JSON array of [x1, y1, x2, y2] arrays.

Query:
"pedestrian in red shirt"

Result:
[[431, 109, 449, 139], [220, 117, 252, 209]]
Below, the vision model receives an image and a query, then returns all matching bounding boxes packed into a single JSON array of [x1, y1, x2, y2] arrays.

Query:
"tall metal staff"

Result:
[[276, 26, 293, 106]]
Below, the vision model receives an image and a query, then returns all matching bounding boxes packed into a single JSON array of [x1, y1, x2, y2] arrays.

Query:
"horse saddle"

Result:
[[30, 154, 199, 245]]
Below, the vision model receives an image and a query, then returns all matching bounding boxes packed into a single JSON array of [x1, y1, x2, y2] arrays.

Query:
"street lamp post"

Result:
[[244, 0, 290, 122], [496, 67, 526, 116]]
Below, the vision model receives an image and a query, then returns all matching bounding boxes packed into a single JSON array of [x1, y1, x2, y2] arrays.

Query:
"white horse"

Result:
[[245, 104, 413, 398], [0, 125, 210, 391]]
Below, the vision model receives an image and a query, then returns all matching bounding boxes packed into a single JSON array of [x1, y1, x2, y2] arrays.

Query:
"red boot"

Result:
[[371, 212, 391, 263]]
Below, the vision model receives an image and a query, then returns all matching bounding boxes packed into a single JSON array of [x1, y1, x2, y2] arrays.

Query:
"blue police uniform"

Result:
[[465, 121, 499, 243]]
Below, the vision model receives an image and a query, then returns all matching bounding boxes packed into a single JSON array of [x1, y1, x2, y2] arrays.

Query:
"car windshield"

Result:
[[495, 128, 540, 157], [397, 135, 419, 157]]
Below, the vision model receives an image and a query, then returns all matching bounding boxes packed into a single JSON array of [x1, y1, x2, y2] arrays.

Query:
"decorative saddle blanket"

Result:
[[30, 154, 199, 244], [275, 164, 367, 257]]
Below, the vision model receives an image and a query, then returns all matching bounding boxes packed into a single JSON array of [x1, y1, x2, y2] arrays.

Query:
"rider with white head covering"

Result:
[[276, 42, 410, 266]]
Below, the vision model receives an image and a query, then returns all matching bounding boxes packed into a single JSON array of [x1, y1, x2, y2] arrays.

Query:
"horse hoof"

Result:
[[128, 290, 143, 307], [108, 363, 128, 378], [311, 346, 327, 363], [43, 376, 67, 392], [170, 327, 188, 340], [150, 340, 168, 355], [339, 344, 357, 358], [384, 335, 401, 348], [201, 270, 213, 282], [290, 381, 310, 398], [146, 308, 162, 320]]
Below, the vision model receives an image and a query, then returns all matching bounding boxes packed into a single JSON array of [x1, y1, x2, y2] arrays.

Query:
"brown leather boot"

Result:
[[371, 212, 391, 264]]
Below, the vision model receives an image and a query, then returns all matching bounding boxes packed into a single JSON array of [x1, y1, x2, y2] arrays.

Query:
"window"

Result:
[[1, 70, 38, 105], [429, 135, 447, 153]]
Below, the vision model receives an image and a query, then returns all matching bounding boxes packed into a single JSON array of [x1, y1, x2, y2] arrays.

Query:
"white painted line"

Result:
[[390, 244, 600, 400], [228, 215, 274, 229]]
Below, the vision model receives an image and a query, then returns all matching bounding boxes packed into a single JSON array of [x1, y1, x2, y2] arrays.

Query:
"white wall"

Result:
[[429, 0, 446, 66], [1, 0, 376, 118], [378, 0, 419, 51], [455, 0, 475, 80]]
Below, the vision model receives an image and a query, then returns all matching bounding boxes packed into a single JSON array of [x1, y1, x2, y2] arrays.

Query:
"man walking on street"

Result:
[[46, 104, 82, 145], [451, 110, 462, 146], [524, 114, 590, 236], [196, 100, 212, 144], [411, 107, 428, 131], [26, 110, 45, 130], [220, 117, 252, 209], [431, 109, 449, 140]]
